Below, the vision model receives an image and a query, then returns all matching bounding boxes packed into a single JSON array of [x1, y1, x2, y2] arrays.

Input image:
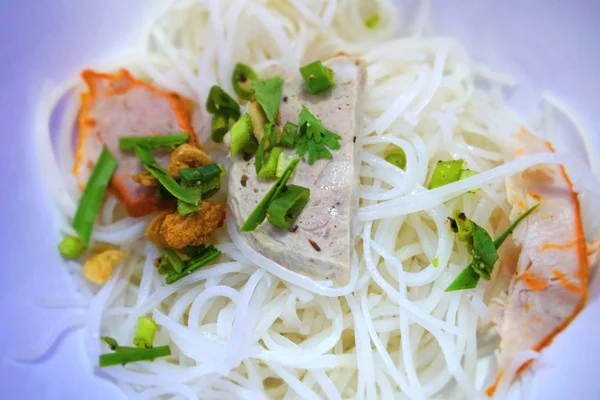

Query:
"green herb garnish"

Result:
[[267, 184, 310, 229], [232, 63, 258, 101], [211, 112, 230, 143], [296, 106, 341, 165], [365, 14, 380, 29], [230, 114, 256, 156], [119, 133, 190, 151], [445, 204, 540, 291], [206, 85, 240, 120], [300, 60, 336, 95], [180, 163, 223, 200], [58, 235, 87, 259], [166, 245, 222, 284], [133, 316, 158, 349], [250, 77, 283, 124], [99, 345, 171, 367], [134, 143, 202, 206], [258, 147, 283, 180], [241, 157, 300, 232], [385, 148, 407, 170], [72, 147, 117, 245], [281, 122, 298, 148], [161, 248, 185, 273], [428, 159, 466, 190]]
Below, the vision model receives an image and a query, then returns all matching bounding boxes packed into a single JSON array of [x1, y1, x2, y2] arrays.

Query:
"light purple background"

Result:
[[0, 1, 599, 399]]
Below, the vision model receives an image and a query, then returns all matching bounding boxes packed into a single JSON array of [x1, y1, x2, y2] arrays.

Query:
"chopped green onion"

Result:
[[157, 185, 175, 204], [179, 163, 223, 184], [276, 152, 296, 178], [365, 14, 380, 29], [281, 122, 298, 148], [134, 143, 202, 206], [299, 60, 336, 95], [428, 159, 466, 189], [494, 204, 540, 249], [241, 158, 300, 232], [248, 100, 268, 142], [232, 63, 258, 100], [119, 133, 190, 151], [385, 148, 407, 170], [445, 264, 481, 292], [101, 336, 119, 351], [459, 169, 478, 193], [58, 235, 87, 259], [182, 244, 207, 259], [177, 200, 202, 215], [99, 345, 171, 367], [432, 257, 439, 267], [255, 123, 278, 176], [166, 246, 222, 284], [211, 113, 230, 143], [267, 185, 310, 229], [206, 86, 240, 120], [230, 114, 255, 156], [73, 147, 117, 244], [156, 257, 175, 276], [133, 316, 158, 349], [258, 147, 283, 180], [161, 248, 185, 273], [250, 77, 283, 124], [469, 223, 498, 280]]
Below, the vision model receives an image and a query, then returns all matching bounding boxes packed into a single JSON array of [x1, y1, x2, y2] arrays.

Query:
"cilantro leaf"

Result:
[[251, 77, 283, 124], [295, 106, 341, 165]]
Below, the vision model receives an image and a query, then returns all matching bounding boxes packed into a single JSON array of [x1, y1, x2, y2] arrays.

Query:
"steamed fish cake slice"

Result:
[[487, 129, 597, 395], [74, 69, 197, 217], [228, 57, 366, 284]]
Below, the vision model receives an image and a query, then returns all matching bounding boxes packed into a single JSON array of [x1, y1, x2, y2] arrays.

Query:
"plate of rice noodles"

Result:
[[2, 0, 600, 399]]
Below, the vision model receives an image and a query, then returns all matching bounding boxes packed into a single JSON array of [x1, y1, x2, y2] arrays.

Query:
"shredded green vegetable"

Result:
[[428, 159, 466, 189], [267, 185, 310, 229], [250, 77, 283, 124], [58, 235, 87, 259], [299, 60, 336, 95], [241, 158, 300, 232], [134, 143, 202, 206], [232, 63, 258, 100], [72, 147, 117, 245], [133, 316, 158, 349], [119, 133, 190, 151], [99, 345, 171, 367]]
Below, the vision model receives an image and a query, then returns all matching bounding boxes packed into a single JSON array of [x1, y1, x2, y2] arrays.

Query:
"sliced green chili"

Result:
[[232, 63, 258, 100], [133, 316, 158, 349], [73, 147, 117, 245], [241, 158, 300, 232], [267, 185, 310, 229], [119, 133, 190, 151], [134, 143, 201, 206], [58, 235, 87, 259], [300, 60, 336, 95], [99, 345, 171, 367]]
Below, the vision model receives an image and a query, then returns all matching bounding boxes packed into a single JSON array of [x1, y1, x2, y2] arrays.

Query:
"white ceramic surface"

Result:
[[0, 1, 598, 399]]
